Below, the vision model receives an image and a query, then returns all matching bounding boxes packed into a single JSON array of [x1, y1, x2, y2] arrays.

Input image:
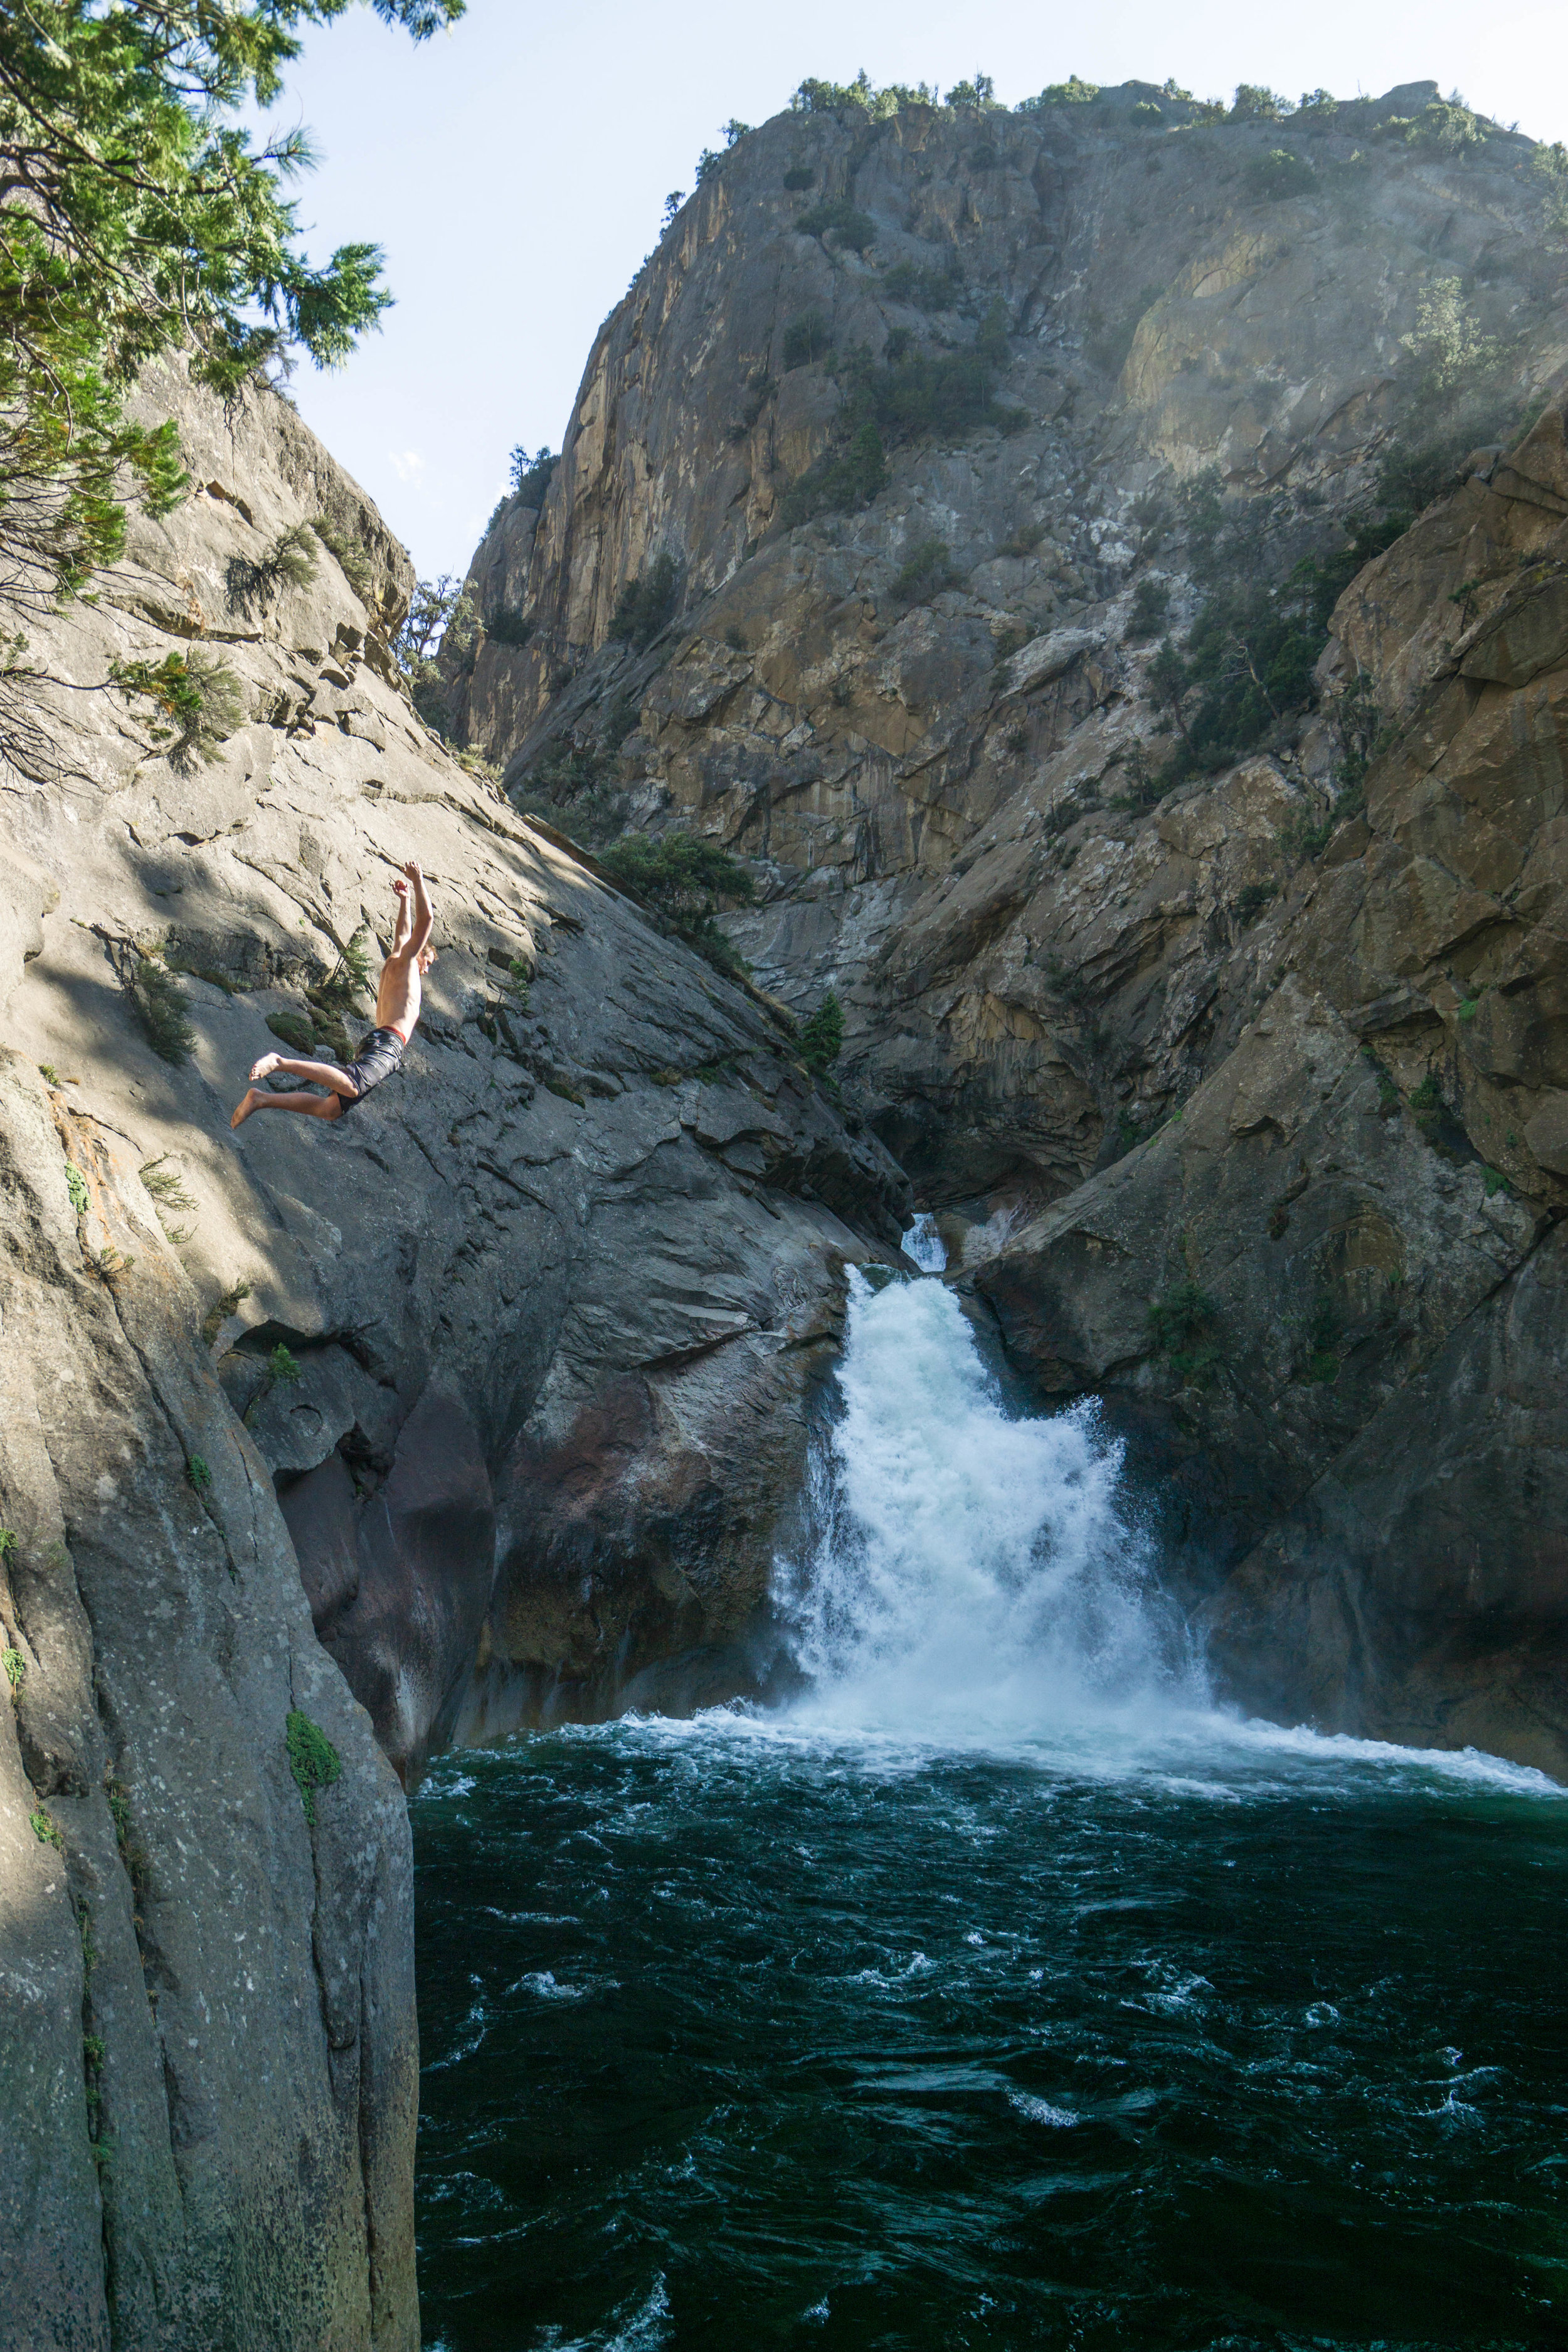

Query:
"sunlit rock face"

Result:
[[448, 84, 1568, 1772], [448, 78, 1568, 1202]]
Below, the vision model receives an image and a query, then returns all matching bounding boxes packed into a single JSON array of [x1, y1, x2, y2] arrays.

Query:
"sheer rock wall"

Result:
[[448, 88, 1568, 1772], [447, 81, 1568, 1199], [0, 361, 906, 2349]]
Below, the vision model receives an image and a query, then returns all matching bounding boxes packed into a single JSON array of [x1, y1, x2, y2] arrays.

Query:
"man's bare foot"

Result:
[[248, 1051, 280, 1083], [231, 1090, 258, 1130]]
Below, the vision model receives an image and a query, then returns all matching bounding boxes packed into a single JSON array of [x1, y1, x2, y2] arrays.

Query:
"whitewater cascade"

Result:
[[782, 1268, 1204, 1744]]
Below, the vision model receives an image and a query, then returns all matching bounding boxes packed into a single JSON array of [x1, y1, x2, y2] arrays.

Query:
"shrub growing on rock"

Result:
[[509, 446, 557, 504], [795, 197, 878, 254], [285, 1709, 341, 1826], [1016, 77, 1099, 110], [779, 421, 889, 526], [880, 255, 964, 309], [225, 522, 319, 617], [486, 607, 533, 647], [888, 538, 960, 607], [1147, 1281, 1221, 1384], [608, 553, 681, 651], [130, 956, 196, 1065], [1248, 148, 1316, 201], [598, 832, 755, 979], [1124, 576, 1170, 642], [799, 991, 844, 1075], [782, 309, 834, 369], [1230, 84, 1289, 121], [310, 516, 373, 601], [110, 653, 245, 765]]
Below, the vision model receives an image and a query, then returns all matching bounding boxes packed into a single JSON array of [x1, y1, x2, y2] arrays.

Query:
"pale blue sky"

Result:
[[268, 0, 1568, 582]]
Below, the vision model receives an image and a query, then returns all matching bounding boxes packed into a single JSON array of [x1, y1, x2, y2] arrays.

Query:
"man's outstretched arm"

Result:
[[389, 879, 413, 956], [403, 859, 434, 956]]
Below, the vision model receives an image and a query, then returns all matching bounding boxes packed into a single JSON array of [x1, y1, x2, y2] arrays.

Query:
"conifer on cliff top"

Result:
[[0, 1, 464, 632]]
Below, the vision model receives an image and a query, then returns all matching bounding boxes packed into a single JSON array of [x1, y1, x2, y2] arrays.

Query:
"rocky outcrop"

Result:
[[0, 359, 906, 2346], [0, 1064, 418, 2349], [961, 398, 1568, 1774], [447, 80, 1568, 1197], [447, 85, 1568, 1772]]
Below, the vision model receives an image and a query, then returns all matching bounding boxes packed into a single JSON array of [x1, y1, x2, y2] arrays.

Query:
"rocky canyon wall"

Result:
[[0, 361, 906, 2347], [448, 83, 1568, 1773]]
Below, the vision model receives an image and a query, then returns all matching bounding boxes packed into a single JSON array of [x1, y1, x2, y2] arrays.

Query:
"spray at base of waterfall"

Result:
[[775, 1269, 1205, 1746]]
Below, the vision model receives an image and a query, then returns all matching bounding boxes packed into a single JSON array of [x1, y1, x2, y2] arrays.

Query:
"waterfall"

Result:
[[781, 1268, 1203, 1745], [902, 1212, 948, 1273]]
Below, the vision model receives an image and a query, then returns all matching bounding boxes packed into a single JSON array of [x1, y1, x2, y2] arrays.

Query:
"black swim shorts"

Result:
[[334, 1025, 405, 1115]]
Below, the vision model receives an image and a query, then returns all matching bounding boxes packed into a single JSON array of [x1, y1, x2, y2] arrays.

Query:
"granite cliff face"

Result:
[[447, 83, 1568, 1771], [9, 68, 1568, 2349], [0, 361, 905, 2347]]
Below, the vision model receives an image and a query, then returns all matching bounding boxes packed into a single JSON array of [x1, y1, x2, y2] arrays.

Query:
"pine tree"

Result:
[[0, 2, 464, 636], [799, 992, 844, 1076]]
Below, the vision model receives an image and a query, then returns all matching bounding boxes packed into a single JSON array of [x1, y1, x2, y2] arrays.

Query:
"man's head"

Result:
[[417, 945, 437, 974]]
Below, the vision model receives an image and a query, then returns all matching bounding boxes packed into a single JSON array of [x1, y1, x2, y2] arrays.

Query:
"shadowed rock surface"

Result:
[[0, 359, 906, 2348]]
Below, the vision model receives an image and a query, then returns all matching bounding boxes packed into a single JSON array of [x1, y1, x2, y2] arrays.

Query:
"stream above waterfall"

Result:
[[413, 1269, 1567, 2350]]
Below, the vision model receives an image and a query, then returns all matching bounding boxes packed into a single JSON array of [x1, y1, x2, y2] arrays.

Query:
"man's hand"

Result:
[[403, 860, 423, 886], [392, 876, 409, 901]]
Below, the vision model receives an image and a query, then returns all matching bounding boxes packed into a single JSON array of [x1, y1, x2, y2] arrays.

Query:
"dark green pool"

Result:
[[411, 1717, 1566, 2351]]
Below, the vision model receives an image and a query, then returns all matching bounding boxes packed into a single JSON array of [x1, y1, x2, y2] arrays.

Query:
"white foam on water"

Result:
[[756, 1269, 1565, 1802], [1008, 2091, 1080, 2127], [531, 2277, 672, 2352], [779, 1270, 1201, 1747]]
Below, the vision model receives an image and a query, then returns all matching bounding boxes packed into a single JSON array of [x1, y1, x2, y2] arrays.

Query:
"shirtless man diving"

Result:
[[231, 861, 434, 1129]]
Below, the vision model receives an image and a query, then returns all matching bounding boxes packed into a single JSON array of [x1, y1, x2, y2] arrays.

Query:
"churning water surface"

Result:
[[414, 1267, 1568, 2351]]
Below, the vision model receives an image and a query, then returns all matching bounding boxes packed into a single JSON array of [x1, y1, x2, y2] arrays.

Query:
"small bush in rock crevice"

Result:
[[201, 1277, 252, 1347], [608, 553, 681, 652], [310, 516, 373, 601], [485, 607, 533, 647], [130, 953, 197, 1064], [799, 991, 844, 1075], [889, 537, 960, 607], [780, 422, 889, 527], [1147, 1281, 1222, 1384], [795, 196, 877, 253], [782, 309, 834, 369], [1124, 576, 1170, 642], [880, 255, 963, 309], [598, 833, 755, 980], [285, 1708, 341, 1826], [225, 521, 318, 616], [110, 653, 244, 766]]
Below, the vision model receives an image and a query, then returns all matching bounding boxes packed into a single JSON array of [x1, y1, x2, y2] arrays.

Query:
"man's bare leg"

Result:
[[231, 1086, 344, 1130], [231, 1051, 359, 1130], [246, 1049, 359, 1094]]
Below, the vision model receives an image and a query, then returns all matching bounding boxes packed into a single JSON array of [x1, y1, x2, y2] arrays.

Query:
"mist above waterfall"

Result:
[[780, 1270, 1204, 1747]]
